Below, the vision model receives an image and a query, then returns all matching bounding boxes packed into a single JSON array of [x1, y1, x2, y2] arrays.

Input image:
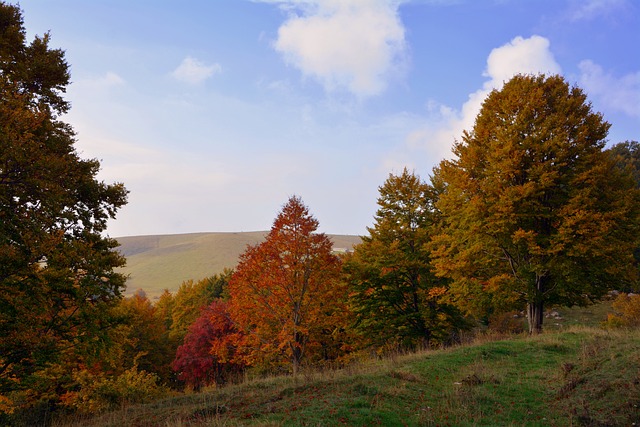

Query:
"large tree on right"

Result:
[[431, 74, 640, 334]]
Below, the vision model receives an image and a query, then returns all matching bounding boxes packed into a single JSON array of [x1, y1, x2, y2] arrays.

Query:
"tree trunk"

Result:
[[527, 300, 544, 335], [291, 330, 305, 378]]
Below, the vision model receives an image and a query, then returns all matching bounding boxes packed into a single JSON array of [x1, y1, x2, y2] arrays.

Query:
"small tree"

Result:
[[172, 300, 244, 389], [228, 196, 345, 375], [432, 74, 640, 334]]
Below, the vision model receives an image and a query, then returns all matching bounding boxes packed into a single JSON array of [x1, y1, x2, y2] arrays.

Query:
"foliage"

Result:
[[608, 140, 640, 187], [169, 270, 232, 342], [0, 1, 128, 407], [607, 140, 640, 292], [346, 169, 466, 349], [431, 74, 640, 334], [59, 366, 168, 413], [604, 292, 640, 328], [228, 196, 347, 374], [104, 290, 175, 383], [172, 300, 245, 389]]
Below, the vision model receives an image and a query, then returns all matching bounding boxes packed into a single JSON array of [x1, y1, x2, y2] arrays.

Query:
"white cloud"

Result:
[[484, 36, 561, 87], [406, 35, 562, 162], [578, 60, 640, 117], [266, 0, 407, 97], [567, 0, 629, 21], [171, 56, 222, 84]]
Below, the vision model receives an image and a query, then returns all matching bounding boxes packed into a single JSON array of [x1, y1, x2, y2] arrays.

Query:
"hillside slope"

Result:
[[115, 232, 361, 297], [55, 327, 640, 426]]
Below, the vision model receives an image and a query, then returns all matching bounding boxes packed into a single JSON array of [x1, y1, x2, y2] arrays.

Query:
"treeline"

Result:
[[2, 2, 640, 424]]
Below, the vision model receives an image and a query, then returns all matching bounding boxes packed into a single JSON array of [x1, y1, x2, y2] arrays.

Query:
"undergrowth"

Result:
[[52, 326, 640, 427]]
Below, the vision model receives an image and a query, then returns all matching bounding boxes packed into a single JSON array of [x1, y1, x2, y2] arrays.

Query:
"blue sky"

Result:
[[20, 0, 639, 237]]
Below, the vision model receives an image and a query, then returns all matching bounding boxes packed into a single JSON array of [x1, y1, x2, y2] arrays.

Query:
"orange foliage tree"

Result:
[[228, 196, 346, 375]]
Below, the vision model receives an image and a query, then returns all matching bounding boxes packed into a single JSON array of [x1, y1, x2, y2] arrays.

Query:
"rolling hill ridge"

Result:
[[115, 231, 362, 297]]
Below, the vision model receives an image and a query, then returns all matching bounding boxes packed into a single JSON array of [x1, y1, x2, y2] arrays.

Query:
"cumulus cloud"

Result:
[[265, 0, 407, 97], [172, 56, 222, 84], [406, 35, 562, 162], [578, 60, 640, 117]]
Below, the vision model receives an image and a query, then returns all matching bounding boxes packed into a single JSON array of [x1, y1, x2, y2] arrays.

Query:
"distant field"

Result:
[[115, 232, 362, 298]]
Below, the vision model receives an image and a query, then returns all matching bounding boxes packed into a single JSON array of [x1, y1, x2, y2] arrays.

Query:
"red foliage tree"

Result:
[[171, 300, 243, 389]]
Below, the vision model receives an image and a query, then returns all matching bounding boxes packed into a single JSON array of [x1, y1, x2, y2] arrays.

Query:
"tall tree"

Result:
[[346, 169, 463, 349], [431, 74, 640, 334], [0, 1, 128, 407], [607, 140, 640, 292], [228, 196, 345, 375]]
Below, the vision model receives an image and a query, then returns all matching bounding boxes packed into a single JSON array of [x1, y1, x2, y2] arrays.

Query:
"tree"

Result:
[[0, 1, 128, 408], [228, 196, 345, 375], [345, 169, 464, 349], [606, 141, 640, 293], [431, 74, 640, 334], [169, 270, 232, 341], [172, 300, 244, 389], [608, 141, 640, 187], [107, 290, 174, 383]]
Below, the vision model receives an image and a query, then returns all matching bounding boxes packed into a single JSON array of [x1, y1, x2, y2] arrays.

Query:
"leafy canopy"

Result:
[[0, 1, 128, 405], [228, 196, 346, 373], [431, 74, 640, 333], [346, 169, 464, 349]]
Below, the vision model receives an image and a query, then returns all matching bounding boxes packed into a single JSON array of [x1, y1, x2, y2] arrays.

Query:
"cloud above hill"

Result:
[[263, 0, 407, 97]]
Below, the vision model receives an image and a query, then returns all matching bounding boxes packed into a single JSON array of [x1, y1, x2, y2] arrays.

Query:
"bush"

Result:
[[61, 366, 169, 413], [604, 293, 640, 328]]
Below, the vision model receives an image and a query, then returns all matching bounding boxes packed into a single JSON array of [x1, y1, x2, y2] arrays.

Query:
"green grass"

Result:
[[53, 325, 640, 427]]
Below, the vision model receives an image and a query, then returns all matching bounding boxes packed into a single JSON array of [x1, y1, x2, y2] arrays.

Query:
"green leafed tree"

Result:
[[0, 1, 128, 408], [345, 169, 464, 349], [431, 74, 640, 334], [608, 140, 640, 187]]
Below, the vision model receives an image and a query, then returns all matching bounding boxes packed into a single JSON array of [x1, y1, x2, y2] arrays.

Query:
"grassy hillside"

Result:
[[54, 326, 640, 426], [115, 232, 361, 297]]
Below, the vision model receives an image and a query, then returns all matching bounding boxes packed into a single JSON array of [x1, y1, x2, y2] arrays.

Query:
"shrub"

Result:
[[61, 366, 169, 413], [604, 293, 640, 328]]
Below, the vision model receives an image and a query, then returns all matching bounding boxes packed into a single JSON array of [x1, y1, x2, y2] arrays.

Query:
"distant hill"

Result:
[[115, 232, 362, 298]]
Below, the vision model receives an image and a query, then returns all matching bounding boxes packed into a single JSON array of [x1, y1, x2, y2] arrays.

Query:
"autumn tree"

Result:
[[608, 141, 640, 187], [228, 196, 345, 375], [607, 140, 640, 292], [172, 300, 244, 389], [346, 169, 464, 349], [106, 290, 175, 382], [431, 74, 640, 334], [0, 1, 127, 411], [169, 270, 232, 341]]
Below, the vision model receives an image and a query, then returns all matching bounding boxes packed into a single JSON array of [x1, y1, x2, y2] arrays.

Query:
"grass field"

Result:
[[54, 324, 640, 426], [115, 232, 362, 297]]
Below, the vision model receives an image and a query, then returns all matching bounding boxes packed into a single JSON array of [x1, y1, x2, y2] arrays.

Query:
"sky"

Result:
[[19, 0, 640, 237]]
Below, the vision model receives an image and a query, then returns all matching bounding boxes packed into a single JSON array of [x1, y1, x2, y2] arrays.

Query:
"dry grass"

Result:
[[49, 325, 640, 427]]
